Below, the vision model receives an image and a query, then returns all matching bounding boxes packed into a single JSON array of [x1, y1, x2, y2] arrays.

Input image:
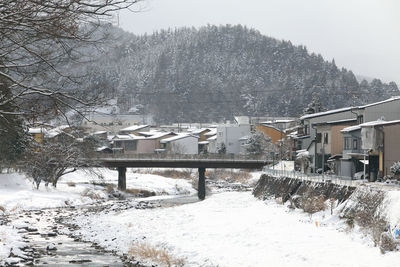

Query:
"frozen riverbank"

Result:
[[71, 191, 400, 266]]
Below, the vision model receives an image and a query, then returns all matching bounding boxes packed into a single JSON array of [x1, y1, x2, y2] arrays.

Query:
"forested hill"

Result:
[[84, 25, 399, 123]]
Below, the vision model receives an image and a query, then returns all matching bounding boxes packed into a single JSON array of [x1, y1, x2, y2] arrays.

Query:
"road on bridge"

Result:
[[93, 154, 270, 200]]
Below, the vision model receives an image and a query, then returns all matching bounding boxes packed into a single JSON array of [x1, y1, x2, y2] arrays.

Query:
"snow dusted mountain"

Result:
[[81, 25, 399, 123]]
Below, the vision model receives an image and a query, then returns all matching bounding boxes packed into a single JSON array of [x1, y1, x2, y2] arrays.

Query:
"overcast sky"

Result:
[[119, 0, 400, 84]]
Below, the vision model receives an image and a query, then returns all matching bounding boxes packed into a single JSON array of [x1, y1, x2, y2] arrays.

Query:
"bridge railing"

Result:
[[91, 152, 271, 162]]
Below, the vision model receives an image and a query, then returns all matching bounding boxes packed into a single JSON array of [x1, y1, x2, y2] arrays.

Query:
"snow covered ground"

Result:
[[0, 169, 195, 264], [0, 169, 195, 214], [71, 191, 400, 267]]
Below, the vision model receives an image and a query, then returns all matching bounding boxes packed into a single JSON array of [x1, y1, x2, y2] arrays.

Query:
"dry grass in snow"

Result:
[[128, 242, 185, 267]]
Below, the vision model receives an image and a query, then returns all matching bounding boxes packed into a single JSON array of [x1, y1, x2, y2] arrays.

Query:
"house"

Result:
[[112, 135, 140, 154], [118, 125, 150, 135], [137, 132, 177, 154], [81, 113, 154, 134], [160, 134, 199, 154], [112, 132, 177, 154], [339, 124, 364, 178], [216, 124, 251, 154], [45, 125, 75, 143], [207, 135, 218, 154], [189, 128, 216, 153], [189, 128, 212, 142], [382, 122, 400, 177], [28, 128, 47, 144], [297, 96, 400, 174], [312, 119, 357, 173], [92, 130, 108, 140], [360, 120, 400, 180], [298, 107, 357, 172], [255, 123, 286, 145], [358, 96, 400, 122]]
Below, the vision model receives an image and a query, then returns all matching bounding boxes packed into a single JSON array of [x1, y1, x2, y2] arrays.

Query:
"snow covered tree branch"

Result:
[[0, 0, 141, 120]]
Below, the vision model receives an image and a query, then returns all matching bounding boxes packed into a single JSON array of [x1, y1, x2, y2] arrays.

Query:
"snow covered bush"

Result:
[[244, 132, 270, 155], [217, 142, 226, 155], [390, 161, 400, 177]]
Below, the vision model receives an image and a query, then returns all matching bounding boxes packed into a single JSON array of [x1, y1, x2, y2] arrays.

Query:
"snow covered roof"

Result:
[[160, 134, 198, 143], [358, 96, 400, 109], [301, 97, 400, 121], [45, 125, 72, 138], [359, 119, 400, 127], [96, 146, 111, 152], [93, 130, 107, 135], [113, 134, 145, 140], [341, 125, 361, 133], [341, 119, 400, 133], [259, 119, 294, 124], [189, 128, 210, 135], [204, 128, 217, 136], [300, 107, 355, 120], [257, 124, 283, 132], [28, 128, 47, 134], [296, 150, 310, 159], [323, 118, 357, 125], [145, 132, 176, 140], [207, 135, 217, 141], [239, 135, 250, 141], [198, 141, 209, 145], [119, 125, 149, 132]]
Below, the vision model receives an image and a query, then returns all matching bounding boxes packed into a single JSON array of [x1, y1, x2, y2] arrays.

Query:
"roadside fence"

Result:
[[263, 168, 363, 187]]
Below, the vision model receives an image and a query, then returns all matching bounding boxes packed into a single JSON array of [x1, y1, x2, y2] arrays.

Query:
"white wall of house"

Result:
[[216, 125, 251, 154], [165, 136, 198, 154], [361, 98, 400, 122], [207, 137, 217, 153]]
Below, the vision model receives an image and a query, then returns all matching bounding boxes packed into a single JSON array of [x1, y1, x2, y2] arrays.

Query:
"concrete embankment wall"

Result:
[[253, 174, 355, 203], [253, 174, 400, 252]]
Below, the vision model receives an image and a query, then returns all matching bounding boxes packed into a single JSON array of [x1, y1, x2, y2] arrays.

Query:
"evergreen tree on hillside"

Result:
[[75, 25, 399, 123], [303, 93, 324, 115]]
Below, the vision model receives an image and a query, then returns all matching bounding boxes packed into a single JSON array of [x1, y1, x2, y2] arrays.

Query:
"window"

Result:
[[125, 140, 137, 151], [304, 125, 309, 135], [316, 133, 322, 143], [323, 133, 329, 144], [357, 115, 364, 124], [353, 139, 358, 150], [115, 141, 122, 148], [344, 137, 351, 150]]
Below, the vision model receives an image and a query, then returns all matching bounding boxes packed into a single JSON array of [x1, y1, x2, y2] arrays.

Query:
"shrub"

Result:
[[144, 169, 193, 180], [380, 232, 399, 253], [206, 169, 251, 183], [128, 242, 185, 267], [67, 181, 76, 187], [81, 189, 103, 200], [302, 195, 327, 215], [124, 188, 156, 197], [390, 161, 400, 177]]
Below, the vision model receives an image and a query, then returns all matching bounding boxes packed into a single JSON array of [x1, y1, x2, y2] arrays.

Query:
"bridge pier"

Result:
[[118, 167, 126, 191], [198, 167, 206, 200]]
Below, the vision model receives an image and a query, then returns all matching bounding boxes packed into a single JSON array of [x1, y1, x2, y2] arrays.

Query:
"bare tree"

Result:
[[0, 0, 141, 121], [23, 129, 99, 188]]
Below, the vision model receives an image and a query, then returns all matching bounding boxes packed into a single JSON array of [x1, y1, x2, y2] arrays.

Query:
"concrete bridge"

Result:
[[92, 154, 271, 200]]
